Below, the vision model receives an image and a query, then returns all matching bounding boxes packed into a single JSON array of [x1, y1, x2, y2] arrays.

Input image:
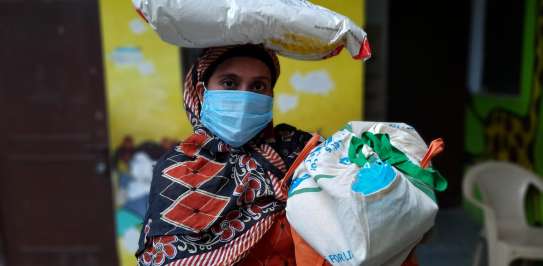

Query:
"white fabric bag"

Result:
[[285, 121, 447, 265], [132, 0, 371, 60]]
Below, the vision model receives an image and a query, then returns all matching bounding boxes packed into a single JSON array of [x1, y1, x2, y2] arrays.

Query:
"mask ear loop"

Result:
[[201, 82, 210, 98], [200, 81, 208, 92]]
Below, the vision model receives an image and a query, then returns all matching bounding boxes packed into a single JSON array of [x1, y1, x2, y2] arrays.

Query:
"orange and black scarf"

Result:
[[136, 45, 311, 266]]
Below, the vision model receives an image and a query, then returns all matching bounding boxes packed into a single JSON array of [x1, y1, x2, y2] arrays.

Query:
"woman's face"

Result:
[[203, 57, 273, 96]]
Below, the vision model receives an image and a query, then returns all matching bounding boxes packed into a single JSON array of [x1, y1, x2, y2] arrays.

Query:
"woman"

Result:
[[136, 44, 419, 266], [136, 44, 315, 266]]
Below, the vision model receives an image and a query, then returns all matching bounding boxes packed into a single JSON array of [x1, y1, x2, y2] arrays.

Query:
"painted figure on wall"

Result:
[[114, 136, 178, 218]]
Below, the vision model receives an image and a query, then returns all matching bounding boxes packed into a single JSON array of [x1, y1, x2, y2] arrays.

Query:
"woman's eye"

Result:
[[252, 82, 268, 92], [221, 80, 237, 89]]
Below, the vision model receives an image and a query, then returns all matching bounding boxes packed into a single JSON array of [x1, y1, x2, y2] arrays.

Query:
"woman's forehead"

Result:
[[211, 57, 272, 79]]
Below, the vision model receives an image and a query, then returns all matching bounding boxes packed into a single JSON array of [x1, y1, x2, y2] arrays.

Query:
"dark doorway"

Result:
[[387, 1, 471, 207], [0, 1, 118, 265]]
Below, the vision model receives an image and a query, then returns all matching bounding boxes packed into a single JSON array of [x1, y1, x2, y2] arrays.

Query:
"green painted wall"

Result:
[[464, 0, 543, 224]]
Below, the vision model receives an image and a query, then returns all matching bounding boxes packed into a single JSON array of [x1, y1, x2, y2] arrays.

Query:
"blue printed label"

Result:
[[289, 173, 312, 194], [327, 250, 354, 264], [339, 156, 351, 165]]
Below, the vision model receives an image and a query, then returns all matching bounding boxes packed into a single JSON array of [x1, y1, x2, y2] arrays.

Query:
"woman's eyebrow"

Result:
[[216, 73, 240, 79], [252, 76, 271, 82]]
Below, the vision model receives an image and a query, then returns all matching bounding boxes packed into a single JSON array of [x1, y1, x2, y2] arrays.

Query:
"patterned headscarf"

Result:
[[137, 45, 310, 266]]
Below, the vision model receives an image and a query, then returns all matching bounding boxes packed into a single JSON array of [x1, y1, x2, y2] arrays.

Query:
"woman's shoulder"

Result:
[[273, 123, 312, 142], [153, 145, 183, 171], [147, 144, 191, 193], [271, 123, 313, 166]]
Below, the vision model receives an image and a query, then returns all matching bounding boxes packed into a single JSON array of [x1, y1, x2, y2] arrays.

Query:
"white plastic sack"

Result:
[[286, 121, 446, 266], [132, 0, 371, 60]]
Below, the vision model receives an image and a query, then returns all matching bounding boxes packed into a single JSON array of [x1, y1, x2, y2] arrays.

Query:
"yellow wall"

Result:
[[274, 1, 365, 137], [99, 1, 190, 150]]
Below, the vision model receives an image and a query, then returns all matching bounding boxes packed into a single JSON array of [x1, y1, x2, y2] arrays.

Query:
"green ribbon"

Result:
[[348, 132, 448, 201]]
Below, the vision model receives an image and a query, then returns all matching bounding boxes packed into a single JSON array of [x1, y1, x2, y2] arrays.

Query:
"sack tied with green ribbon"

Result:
[[348, 131, 448, 202]]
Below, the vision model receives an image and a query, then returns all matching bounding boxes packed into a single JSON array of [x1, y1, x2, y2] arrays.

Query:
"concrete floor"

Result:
[[415, 208, 543, 266], [416, 207, 482, 266]]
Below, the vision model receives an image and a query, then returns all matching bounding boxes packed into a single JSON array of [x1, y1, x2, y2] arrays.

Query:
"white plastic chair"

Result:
[[463, 161, 543, 266]]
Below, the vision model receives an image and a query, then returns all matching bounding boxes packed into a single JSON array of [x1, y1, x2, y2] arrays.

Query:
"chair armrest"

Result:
[[462, 178, 499, 243], [467, 198, 499, 242]]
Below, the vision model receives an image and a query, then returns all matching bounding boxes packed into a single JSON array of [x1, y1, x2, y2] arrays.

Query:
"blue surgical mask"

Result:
[[200, 88, 273, 148]]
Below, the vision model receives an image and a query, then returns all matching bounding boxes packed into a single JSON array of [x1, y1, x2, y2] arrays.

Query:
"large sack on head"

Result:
[[132, 0, 371, 61]]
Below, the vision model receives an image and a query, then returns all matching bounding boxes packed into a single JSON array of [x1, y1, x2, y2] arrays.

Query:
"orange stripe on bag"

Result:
[[279, 134, 321, 195]]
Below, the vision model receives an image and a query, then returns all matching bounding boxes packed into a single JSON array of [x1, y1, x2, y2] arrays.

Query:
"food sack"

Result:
[[132, 0, 371, 60], [286, 121, 447, 265]]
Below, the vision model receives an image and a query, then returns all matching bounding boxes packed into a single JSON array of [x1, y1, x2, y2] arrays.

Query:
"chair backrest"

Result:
[[463, 161, 543, 228]]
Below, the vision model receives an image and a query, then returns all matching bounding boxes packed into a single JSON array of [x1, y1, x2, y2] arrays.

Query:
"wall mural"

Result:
[[98, 1, 189, 265], [99, 1, 365, 265], [465, 0, 543, 224]]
